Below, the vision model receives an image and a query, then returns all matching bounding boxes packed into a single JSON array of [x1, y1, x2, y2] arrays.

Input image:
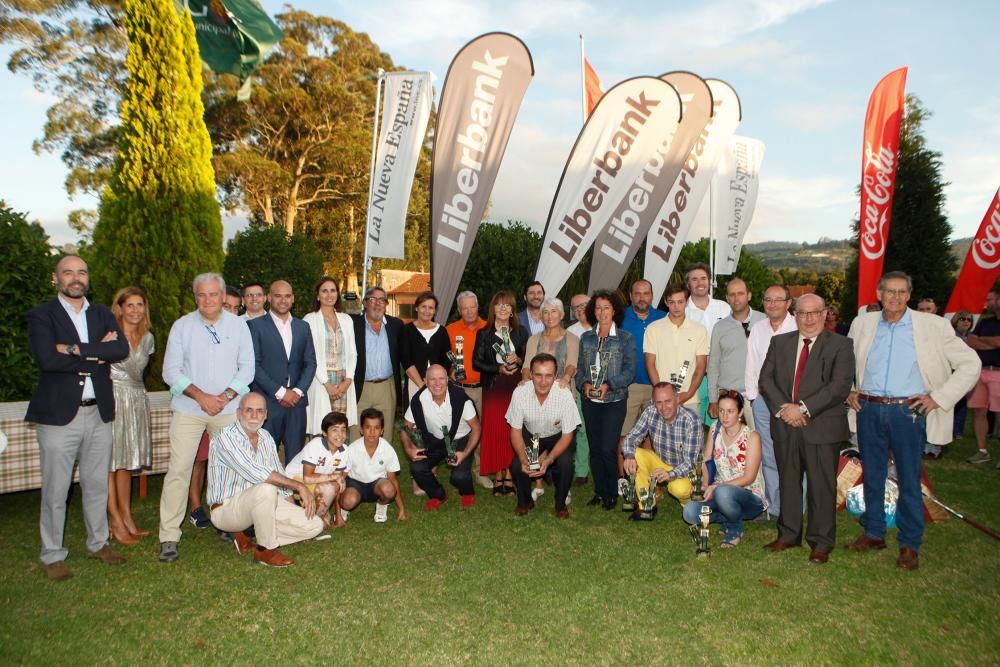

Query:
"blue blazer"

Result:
[[248, 314, 317, 405]]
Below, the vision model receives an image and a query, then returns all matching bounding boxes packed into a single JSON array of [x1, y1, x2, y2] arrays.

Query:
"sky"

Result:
[[1, 0, 997, 249]]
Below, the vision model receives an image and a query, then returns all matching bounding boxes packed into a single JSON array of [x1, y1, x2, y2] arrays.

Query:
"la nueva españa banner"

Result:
[[430, 32, 533, 324], [945, 188, 1000, 315], [712, 135, 765, 276]]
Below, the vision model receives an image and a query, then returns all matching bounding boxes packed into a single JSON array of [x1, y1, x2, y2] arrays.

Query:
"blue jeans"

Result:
[[683, 484, 764, 537], [752, 397, 780, 516], [856, 400, 926, 551], [581, 398, 627, 500]]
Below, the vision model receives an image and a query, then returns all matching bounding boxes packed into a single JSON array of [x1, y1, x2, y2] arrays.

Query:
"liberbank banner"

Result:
[[643, 79, 741, 303], [430, 33, 534, 324], [535, 77, 682, 297], [587, 71, 713, 293]]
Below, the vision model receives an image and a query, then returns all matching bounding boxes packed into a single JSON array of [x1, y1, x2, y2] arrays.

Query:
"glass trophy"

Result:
[[441, 425, 457, 465], [621, 472, 637, 512], [696, 505, 712, 557], [526, 433, 541, 471], [588, 351, 610, 399], [637, 480, 656, 520], [668, 360, 691, 392], [453, 335, 467, 382], [401, 423, 426, 458], [691, 450, 705, 502]]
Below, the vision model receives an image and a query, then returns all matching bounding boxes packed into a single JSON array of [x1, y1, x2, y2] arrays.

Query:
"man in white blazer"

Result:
[[845, 271, 980, 570]]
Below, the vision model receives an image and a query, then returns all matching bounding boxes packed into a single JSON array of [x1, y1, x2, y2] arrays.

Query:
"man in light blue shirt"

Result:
[[158, 272, 254, 563]]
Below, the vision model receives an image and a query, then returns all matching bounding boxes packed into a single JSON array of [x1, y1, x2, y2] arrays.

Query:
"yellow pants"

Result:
[[635, 448, 692, 507]]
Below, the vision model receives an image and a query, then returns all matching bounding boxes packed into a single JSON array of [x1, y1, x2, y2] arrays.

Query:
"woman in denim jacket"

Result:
[[576, 290, 636, 510]]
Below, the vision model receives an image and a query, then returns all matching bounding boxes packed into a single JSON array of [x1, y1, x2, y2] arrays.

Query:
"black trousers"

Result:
[[773, 428, 840, 552], [509, 430, 574, 511], [410, 437, 474, 500]]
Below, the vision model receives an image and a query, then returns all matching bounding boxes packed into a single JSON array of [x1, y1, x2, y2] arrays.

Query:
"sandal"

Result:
[[492, 480, 504, 497], [720, 532, 743, 549], [502, 479, 515, 496]]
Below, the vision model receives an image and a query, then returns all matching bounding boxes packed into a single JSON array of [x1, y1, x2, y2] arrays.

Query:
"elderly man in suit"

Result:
[[248, 280, 317, 464], [759, 293, 855, 564], [352, 286, 403, 441], [25, 255, 130, 581], [845, 271, 980, 570]]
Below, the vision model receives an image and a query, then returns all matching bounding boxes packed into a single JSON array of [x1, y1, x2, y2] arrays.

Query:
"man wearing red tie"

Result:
[[758, 293, 855, 564]]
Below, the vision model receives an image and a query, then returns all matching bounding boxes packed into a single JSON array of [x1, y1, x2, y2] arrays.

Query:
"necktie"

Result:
[[792, 338, 812, 403], [741, 321, 750, 338]]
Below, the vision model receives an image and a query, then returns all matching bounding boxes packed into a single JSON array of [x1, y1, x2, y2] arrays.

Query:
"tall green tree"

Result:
[[89, 0, 223, 384], [453, 221, 541, 319], [843, 95, 956, 320]]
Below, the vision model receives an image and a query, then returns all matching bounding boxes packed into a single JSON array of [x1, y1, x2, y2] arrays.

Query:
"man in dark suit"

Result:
[[25, 255, 130, 581], [248, 280, 317, 463], [351, 286, 403, 441], [759, 293, 854, 564]]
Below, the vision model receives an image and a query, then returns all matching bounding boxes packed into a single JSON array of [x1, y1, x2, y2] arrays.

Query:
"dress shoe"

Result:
[[44, 560, 73, 582], [845, 534, 887, 553], [89, 545, 126, 565], [514, 505, 532, 517], [233, 531, 254, 555], [808, 549, 830, 564], [254, 547, 293, 567], [601, 497, 618, 511], [586, 494, 602, 507], [897, 547, 920, 570], [763, 539, 801, 552], [555, 508, 570, 519]]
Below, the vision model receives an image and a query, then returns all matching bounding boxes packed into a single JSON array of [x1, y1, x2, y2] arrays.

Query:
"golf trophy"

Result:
[[621, 473, 637, 512], [492, 326, 518, 372], [588, 350, 610, 399], [691, 449, 705, 502], [441, 425, 458, 465], [449, 335, 467, 382], [668, 360, 691, 393], [402, 424, 427, 458], [526, 433, 541, 471], [695, 505, 712, 557], [636, 480, 656, 520]]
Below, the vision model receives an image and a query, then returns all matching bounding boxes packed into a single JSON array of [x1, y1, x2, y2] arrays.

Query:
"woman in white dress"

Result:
[[303, 277, 358, 434]]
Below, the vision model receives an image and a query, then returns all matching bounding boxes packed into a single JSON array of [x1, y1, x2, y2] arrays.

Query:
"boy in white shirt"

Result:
[[341, 408, 408, 523], [286, 412, 351, 528]]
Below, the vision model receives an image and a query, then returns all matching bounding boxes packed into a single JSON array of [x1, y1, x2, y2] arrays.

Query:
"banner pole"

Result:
[[362, 69, 386, 301], [709, 179, 716, 290], [579, 34, 586, 126]]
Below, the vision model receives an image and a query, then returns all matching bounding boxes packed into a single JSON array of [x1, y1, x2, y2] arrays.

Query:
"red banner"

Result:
[[584, 57, 603, 117], [857, 67, 907, 309], [945, 188, 1000, 314]]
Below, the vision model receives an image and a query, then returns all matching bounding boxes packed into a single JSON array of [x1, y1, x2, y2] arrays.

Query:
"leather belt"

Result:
[[858, 394, 910, 405], [366, 377, 391, 384], [460, 382, 482, 389], [80, 399, 97, 407], [211, 502, 222, 510]]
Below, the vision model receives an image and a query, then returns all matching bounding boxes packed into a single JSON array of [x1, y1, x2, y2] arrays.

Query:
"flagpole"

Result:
[[579, 33, 587, 126], [709, 180, 716, 291], [361, 68, 386, 302]]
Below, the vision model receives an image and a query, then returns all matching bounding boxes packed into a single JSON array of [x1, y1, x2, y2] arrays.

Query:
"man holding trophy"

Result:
[[621, 383, 702, 521], [400, 365, 481, 510], [506, 354, 580, 518], [446, 290, 490, 489]]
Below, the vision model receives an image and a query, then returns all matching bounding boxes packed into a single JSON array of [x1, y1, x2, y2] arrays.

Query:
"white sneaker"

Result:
[[531, 487, 545, 502], [565, 490, 572, 506], [340, 509, 350, 523], [374, 503, 389, 523]]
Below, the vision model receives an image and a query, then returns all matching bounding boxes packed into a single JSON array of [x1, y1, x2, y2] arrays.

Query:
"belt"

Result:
[[983, 366, 1000, 371], [858, 394, 910, 405], [80, 399, 97, 407], [211, 502, 222, 510], [460, 382, 482, 389], [366, 377, 391, 384]]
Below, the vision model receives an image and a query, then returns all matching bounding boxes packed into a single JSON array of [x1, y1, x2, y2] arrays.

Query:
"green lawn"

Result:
[[1, 434, 998, 665]]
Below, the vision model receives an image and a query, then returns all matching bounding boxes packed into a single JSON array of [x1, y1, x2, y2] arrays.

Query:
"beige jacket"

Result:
[[848, 309, 980, 444]]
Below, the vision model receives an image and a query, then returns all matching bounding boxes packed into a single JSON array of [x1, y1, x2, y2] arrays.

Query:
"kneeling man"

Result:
[[506, 353, 580, 518], [208, 393, 324, 567], [401, 364, 481, 510]]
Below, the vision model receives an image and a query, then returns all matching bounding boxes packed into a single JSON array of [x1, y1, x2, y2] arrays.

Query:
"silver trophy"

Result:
[[452, 336, 467, 382], [637, 480, 656, 520], [441, 425, 457, 465], [621, 473, 637, 512], [696, 505, 712, 557], [500, 326, 517, 371], [526, 433, 541, 471], [588, 350, 610, 399], [668, 360, 691, 392]]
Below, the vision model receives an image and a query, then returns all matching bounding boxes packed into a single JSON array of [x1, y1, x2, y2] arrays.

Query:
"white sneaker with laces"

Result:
[[374, 502, 389, 523], [340, 508, 350, 523], [565, 490, 572, 506], [531, 487, 545, 502]]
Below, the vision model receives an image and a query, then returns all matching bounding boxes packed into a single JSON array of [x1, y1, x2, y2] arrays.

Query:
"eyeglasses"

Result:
[[366, 297, 387, 304], [204, 324, 221, 344], [495, 303, 512, 310], [572, 303, 588, 311], [796, 310, 824, 319], [881, 289, 910, 297], [763, 297, 789, 304], [957, 317, 972, 322]]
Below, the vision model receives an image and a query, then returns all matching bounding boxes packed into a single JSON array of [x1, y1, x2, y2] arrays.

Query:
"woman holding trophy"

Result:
[[576, 290, 635, 510], [682, 391, 766, 548], [473, 290, 529, 497]]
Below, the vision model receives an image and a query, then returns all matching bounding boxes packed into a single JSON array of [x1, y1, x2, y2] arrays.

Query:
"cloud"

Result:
[[758, 174, 855, 209], [20, 87, 57, 106], [774, 101, 865, 131]]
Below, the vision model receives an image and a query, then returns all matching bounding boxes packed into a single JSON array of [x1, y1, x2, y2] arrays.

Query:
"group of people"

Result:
[[25, 254, 988, 580]]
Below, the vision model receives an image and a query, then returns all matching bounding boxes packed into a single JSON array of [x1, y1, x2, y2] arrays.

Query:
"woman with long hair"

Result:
[[473, 290, 528, 496], [303, 277, 358, 434], [108, 286, 155, 544]]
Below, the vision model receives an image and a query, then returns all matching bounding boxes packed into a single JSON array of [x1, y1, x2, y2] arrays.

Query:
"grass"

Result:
[[1, 432, 999, 665]]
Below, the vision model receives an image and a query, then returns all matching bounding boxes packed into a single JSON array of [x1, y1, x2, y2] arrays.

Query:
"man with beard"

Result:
[[518, 281, 546, 336]]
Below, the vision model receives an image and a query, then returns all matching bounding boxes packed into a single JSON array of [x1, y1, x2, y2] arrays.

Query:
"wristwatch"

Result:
[[224, 389, 237, 401], [66, 344, 77, 356]]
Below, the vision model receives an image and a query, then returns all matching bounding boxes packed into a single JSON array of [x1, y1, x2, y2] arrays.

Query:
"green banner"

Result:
[[178, 0, 283, 100]]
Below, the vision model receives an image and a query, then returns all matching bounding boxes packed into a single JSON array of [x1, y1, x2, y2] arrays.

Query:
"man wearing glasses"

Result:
[[744, 284, 797, 518], [759, 293, 854, 564], [351, 286, 403, 442], [159, 272, 255, 563]]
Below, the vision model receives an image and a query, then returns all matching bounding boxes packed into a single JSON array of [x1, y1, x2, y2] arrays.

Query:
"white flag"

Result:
[[713, 136, 765, 276], [367, 71, 433, 259]]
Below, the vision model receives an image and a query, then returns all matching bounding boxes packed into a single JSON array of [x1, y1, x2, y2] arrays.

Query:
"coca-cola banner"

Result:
[[587, 71, 712, 293], [945, 188, 1000, 315], [431, 33, 533, 324], [534, 77, 682, 297], [856, 66, 908, 309], [713, 136, 766, 276], [643, 79, 741, 303]]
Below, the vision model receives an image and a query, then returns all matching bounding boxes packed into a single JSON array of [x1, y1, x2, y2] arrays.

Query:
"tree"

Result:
[[672, 238, 777, 310], [89, 0, 223, 386], [0, 202, 55, 400], [815, 273, 846, 310], [223, 225, 325, 318], [452, 221, 541, 319], [843, 95, 956, 321]]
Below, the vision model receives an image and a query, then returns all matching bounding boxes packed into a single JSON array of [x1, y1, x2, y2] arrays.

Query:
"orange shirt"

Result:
[[446, 317, 486, 384]]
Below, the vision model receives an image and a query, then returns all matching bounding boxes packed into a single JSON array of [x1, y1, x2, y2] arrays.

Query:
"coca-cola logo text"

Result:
[[971, 204, 1000, 270], [860, 142, 897, 260]]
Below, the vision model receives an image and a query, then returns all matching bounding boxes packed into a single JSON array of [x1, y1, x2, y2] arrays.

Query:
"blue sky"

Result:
[[1, 0, 997, 248]]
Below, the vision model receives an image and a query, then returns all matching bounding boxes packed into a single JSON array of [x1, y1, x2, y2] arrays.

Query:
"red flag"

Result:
[[857, 67, 907, 309], [583, 57, 603, 117], [945, 188, 1000, 314]]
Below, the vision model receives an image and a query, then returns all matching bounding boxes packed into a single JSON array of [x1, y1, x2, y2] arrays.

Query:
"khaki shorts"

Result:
[[620, 383, 654, 436]]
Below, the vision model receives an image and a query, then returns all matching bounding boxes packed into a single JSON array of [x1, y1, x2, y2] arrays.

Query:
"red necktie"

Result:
[[792, 338, 812, 403]]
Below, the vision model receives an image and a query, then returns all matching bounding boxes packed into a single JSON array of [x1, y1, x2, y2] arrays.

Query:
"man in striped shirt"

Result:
[[208, 393, 324, 567]]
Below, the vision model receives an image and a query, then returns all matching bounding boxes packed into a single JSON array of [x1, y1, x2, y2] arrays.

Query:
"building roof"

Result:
[[388, 273, 430, 295]]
